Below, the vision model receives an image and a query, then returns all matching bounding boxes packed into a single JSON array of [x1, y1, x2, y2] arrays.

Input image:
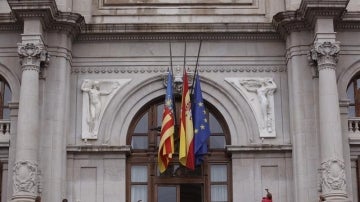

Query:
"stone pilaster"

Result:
[[311, 41, 350, 201], [12, 42, 48, 202]]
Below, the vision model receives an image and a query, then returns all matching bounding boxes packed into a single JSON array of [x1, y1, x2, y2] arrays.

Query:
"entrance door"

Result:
[[157, 184, 203, 202]]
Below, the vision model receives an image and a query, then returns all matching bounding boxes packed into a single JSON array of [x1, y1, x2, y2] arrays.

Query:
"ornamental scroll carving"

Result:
[[81, 79, 131, 141], [13, 161, 39, 195], [310, 41, 340, 71], [320, 159, 346, 194], [18, 43, 49, 71], [225, 77, 277, 137]]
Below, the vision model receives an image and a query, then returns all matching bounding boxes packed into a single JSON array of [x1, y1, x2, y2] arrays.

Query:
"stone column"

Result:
[[12, 42, 48, 202], [311, 41, 350, 201]]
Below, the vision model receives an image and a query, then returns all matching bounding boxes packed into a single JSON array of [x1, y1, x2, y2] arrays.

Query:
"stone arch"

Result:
[[0, 62, 20, 102], [99, 74, 258, 146], [338, 60, 360, 100]]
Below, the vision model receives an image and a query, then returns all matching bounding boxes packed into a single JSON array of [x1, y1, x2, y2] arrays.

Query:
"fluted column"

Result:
[[12, 43, 48, 202], [311, 41, 350, 201]]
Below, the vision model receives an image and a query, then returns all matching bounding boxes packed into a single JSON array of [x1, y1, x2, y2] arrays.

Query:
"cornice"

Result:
[[71, 65, 287, 74], [273, 0, 349, 37], [298, 0, 349, 25], [0, 13, 22, 31], [83, 23, 276, 33], [7, 0, 85, 38], [77, 23, 281, 41], [335, 11, 360, 30], [272, 11, 311, 38]]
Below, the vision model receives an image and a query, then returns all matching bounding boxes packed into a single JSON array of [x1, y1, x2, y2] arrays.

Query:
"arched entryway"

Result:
[[126, 96, 232, 202]]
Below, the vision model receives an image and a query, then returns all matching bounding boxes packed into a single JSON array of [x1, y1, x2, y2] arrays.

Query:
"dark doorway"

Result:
[[157, 184, 203, 202], [180, 184, 202, 202]]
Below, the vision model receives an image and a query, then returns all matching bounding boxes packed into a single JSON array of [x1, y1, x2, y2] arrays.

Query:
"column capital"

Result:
[[17, 43, 49, 72], [310, 41, 340, 71]]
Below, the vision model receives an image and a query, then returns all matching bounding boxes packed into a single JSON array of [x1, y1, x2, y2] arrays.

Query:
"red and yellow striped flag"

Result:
[[179, 70, 195, 170], [158, 71, 175, 173]]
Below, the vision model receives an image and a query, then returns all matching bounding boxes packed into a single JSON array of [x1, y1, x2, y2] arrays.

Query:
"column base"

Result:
[[322, 192, 351, 202], [12, 195, 36, 202]]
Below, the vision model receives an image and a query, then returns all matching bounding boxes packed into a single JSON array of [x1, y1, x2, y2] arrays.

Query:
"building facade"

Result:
[[0, 0, 360, 201]]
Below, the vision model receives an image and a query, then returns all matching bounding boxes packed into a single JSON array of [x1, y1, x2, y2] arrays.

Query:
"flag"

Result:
[[192, 73, 211, 165], [158, 71, 175, 173], [179, 69, 195, 169]]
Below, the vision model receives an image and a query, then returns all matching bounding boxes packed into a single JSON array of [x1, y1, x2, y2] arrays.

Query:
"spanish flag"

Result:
[[179, 70, 195, 170], [158, 71, 175, 173]]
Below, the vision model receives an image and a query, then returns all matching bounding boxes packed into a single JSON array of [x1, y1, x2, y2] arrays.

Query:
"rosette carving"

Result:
[[17, 43, 49, 71], [320, 159, 346, 194], [13, 161, 39, 195], [310, 41, 340, 71]]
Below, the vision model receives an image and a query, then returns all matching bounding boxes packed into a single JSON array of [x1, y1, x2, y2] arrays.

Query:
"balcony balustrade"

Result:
[[0, 120, 10, 144]]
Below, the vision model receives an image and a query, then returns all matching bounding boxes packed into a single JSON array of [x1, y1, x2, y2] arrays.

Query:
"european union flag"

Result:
[[192, 73, 211, 166]]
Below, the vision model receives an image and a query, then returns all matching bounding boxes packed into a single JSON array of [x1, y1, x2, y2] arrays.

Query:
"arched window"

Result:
[[126, 97, 232, 202], [347, 74, 360, 117], [0, 76, 11, 119]]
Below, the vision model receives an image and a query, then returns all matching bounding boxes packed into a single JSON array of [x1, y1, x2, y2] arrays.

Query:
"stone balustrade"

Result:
[[348, 118, 360, 143], [0, 120, 10, 144]]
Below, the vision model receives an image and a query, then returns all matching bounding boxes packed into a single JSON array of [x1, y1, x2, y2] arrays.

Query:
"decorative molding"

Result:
[[298, 0, 349, 26], [18, 43, 49, 72], [13, 161, 39, 195], [310, 41, 340, 71], [0, 13, 22, 31], [225, 77, 277, 138], [273, 0, 349, 37], [335, 12, 360, 30], [101, 0, 254, 6], [71, 65, 287, 74], [77, 31, 281, 41], [272, 11, 311, 37], [226, 144, 292, 152], [320, 159, 347, 194], [81, 79, 131, 141], [66, 145, 131, 153], [7, 0, 85, 38]]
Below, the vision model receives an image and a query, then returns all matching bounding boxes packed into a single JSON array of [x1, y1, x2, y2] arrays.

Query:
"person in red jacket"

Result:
[[262, 189, 272, 202]]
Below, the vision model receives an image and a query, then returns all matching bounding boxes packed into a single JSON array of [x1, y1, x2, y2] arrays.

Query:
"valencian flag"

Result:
[[179, 69, 195, 170], [192, 73, 211, 165], [158, 70, 175, 173]]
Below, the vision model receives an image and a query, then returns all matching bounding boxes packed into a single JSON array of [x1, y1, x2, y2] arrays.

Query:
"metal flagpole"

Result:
[[183, 41, 187, 72], [190, 40, 202, 95], [169, 40, 177, 129]]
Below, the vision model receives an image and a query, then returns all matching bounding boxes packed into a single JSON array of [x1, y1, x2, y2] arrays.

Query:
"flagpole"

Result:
[[169, 40, 174, 75], [190, 40, 202, 95], [169, 40, 177, 128], [183, 41, 187, 72]]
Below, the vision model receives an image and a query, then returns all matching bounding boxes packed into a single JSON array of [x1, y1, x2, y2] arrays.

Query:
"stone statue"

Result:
[[239, 78, 277, 133], [81, 80, 119, 139]]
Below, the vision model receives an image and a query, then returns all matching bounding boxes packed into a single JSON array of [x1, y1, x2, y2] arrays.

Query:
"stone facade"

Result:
[[0, 0, 359, 201]]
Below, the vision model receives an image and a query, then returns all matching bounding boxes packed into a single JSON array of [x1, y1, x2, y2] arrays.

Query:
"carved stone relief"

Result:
[[225, 77, 277, 137], [81, 79, 131, 140], [320, 159, 346, 194], [13, 161, 39, 195]]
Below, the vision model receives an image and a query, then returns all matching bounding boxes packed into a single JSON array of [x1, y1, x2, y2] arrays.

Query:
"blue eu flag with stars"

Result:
[[192, 73, 211, 166]]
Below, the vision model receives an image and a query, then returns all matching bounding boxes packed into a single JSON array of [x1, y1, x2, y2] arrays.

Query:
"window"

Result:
[[0, 77, 11, 119], [127, 97, 232, 202]]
